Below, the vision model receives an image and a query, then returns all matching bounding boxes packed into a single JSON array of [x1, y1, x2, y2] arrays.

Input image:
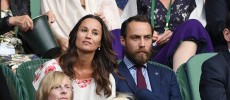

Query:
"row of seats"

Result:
[[0, 52, 217, 100], [176, 53, 217, 100], [0, 59, 49, 100]]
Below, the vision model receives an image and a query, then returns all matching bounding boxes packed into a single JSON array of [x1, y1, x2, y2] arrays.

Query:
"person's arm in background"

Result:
[[0, 0, 33, 34], [0, 16, 14, 35], [99, 0, 121, 30], [40, 0, 68, 51]]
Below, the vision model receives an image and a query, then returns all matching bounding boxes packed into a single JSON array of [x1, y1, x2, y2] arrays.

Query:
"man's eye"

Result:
[[145, 36, 151, 39], [133, 37, 139, 40]]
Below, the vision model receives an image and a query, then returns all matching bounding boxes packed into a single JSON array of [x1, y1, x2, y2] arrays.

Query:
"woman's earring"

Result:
[[98, 47, 100, 50]]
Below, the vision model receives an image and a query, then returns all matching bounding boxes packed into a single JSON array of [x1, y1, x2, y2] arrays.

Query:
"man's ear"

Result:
[[223, 28, 230, 42], [120, 36, 126, 46]]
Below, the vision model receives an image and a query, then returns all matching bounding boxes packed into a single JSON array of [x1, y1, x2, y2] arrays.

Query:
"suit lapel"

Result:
[[118, 61, 138, 93], [147, 62, 161, 93], [222, 50, 230, 65]]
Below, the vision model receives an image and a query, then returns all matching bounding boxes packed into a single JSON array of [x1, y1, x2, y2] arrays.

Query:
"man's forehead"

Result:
[[127, 22, 152, 36]]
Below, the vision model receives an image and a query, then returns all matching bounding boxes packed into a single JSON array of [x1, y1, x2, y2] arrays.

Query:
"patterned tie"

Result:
[[136, 66, 147, 89]]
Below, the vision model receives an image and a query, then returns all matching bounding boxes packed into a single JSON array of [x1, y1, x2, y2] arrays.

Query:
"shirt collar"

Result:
[[123, 56, 147, 69]]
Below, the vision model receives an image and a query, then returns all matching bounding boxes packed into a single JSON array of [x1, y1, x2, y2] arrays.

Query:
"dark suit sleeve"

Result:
[[199, 55, 227, 100], [169, 71, 183, 100], [135, 89, 161, 100], [0, 16, 15, 35], [0, 68, 12, 100]]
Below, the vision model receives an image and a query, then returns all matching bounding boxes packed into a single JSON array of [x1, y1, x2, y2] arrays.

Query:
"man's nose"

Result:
[[139, 38, 145, 48]]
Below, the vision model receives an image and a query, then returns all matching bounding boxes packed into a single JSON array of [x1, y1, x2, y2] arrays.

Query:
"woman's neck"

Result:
[[73, 62, 94, 79], [73, 52, 94, 79]]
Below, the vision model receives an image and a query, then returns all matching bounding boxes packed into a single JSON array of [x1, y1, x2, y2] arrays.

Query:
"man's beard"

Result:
[[125, 48, 152, 66]]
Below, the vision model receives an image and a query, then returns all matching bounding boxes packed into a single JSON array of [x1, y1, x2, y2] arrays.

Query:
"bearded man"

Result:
[[113, 15, 182, 100]]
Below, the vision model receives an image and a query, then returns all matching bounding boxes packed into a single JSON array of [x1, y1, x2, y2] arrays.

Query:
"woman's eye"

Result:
[[54, 86, 60, 89], [65, 86, 70, 89], [92, 32, 98, 35], [81, 29, 87, 32]]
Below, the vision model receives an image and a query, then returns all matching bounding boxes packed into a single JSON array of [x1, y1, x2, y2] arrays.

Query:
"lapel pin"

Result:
[[155, 72, 159, 75]]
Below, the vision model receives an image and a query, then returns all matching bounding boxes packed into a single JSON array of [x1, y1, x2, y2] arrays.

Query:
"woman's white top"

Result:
[[33, 59, 116, 100]]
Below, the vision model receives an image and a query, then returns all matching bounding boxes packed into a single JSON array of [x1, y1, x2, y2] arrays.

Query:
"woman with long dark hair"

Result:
[[33, 14, 118, 100]]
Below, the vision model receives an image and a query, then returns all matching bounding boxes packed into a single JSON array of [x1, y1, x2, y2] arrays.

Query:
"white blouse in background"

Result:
[[40, 0, 121, 41]]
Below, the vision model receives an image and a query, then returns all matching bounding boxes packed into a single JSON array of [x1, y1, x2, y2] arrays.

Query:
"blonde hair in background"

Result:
[[36, 71, 73, 100], [112, 92, 136, 100]]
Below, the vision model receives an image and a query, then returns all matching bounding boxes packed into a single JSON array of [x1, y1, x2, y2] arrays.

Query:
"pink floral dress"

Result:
[[33, 59, 116, 100]]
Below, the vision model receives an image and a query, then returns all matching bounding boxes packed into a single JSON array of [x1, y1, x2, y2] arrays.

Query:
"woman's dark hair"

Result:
[[59, 14, 118, 97]]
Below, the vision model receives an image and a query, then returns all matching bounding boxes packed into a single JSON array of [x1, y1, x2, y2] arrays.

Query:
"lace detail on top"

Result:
[[74, 78, 92, 88]]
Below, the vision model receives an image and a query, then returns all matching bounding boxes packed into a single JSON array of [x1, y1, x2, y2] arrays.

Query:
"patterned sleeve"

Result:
[[32, 59, 62, 90]]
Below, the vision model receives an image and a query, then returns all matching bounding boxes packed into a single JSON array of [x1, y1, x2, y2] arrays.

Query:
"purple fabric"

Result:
[[111, 29, 124, 60], [152, 19, 214, 67]]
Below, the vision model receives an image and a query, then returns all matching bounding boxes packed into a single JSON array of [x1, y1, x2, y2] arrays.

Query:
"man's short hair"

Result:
[[120, 15, 153, 38], [225, 12, 230, 30]]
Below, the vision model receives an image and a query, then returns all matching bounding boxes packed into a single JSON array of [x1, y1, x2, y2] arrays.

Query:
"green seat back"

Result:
[[0, 64, 23, 100], [148, 61, 173, 71], [16, 59, 49, 100], [31, 0, 41, 18], [186, 53, 217, 100], [176, 63, 192, 100]]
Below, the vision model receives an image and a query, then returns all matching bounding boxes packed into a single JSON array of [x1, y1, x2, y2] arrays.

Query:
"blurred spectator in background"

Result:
[[200, 12, 230, 100], [135, 0, 213, 71], [205, 0, 230, 52], [0, 0, 54, 70]]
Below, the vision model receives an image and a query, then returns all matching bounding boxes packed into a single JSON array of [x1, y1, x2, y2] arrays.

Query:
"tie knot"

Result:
[[135, 65, 144, 69]]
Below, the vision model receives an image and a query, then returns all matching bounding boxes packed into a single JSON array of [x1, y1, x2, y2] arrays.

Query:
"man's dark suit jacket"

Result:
[[200, 51, 230, 100], [113, 61, 182, 100]]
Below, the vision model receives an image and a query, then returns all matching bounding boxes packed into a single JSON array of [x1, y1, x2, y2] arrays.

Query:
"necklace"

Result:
[[151, 0, 173, 31]]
